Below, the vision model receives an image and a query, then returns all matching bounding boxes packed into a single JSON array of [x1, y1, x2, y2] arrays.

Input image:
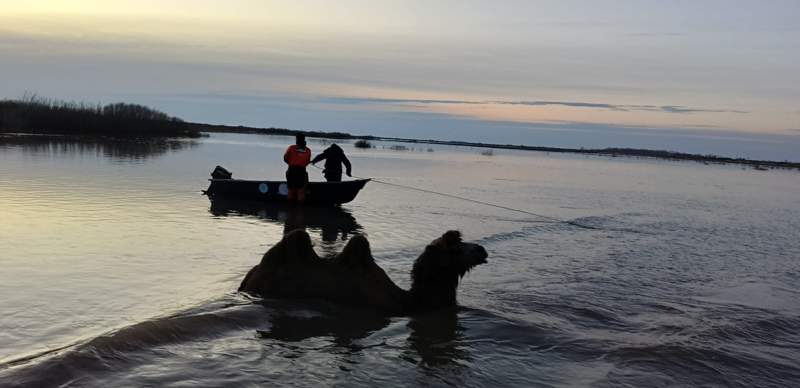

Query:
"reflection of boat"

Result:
[[209, 200, 362, 243], [204, 179, 369, 205]]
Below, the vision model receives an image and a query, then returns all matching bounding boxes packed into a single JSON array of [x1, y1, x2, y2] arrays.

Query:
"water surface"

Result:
[[1, 133, 799, 387]]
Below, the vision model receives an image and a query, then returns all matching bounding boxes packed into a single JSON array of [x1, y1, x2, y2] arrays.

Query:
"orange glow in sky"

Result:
[[1, 1, 798, 142]]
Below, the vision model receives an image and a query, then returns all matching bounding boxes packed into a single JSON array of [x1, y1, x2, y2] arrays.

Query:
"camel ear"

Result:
[[441, 230, 462, 248], [336, 234, 374, 268]]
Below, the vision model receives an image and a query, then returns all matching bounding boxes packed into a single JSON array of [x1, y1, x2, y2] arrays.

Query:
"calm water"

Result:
[[1, 133, 799, 387]]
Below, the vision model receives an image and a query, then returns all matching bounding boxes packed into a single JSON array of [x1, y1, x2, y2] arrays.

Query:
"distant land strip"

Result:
[[1, 97, 797, 170], [0, 96, 201, 138], [190, 122, 800, 171]]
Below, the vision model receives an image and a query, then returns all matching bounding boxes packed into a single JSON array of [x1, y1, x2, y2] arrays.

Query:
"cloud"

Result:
[[626, 32, 685, 37], [323, 96, 749, 115], [657, 105, 749, 114], [496, 100, 625, 110], [321, 97, 482, 105]]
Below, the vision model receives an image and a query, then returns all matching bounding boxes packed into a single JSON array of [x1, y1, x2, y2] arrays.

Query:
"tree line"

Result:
[[0, 95, 200, 137]]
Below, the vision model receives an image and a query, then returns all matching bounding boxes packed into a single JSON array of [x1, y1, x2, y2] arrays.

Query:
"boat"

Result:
[[204, 178, 370, 205]]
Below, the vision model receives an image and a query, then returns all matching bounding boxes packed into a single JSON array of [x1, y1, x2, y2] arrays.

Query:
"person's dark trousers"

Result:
[[324, 171, 342, 182]]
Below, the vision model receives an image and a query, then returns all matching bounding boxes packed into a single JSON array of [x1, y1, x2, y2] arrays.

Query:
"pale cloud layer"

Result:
[[1, 1, 799, 159], [324, 97, 750, 114]]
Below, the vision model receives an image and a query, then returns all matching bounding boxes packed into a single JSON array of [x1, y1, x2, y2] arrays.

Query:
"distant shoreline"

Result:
[[0, 97, 200, 138], [189, 122, 800, 171], [2, 97, 797, 170]]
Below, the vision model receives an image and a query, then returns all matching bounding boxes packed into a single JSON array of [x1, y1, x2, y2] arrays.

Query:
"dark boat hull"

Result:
[[204, 179, 369, 205]]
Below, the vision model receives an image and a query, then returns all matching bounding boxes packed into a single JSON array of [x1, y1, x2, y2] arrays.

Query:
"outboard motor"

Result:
[[211, 165, 233, 179]]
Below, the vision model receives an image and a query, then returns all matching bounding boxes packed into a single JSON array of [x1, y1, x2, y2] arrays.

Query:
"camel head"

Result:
[[409, 231, 488, 311]]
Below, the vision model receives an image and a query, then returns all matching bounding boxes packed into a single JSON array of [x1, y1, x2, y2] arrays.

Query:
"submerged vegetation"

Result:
[[190, 122, 355, 140], [371, 138, 800, 170], [354, 139, 372, 148], [0, 95, 199, 138]]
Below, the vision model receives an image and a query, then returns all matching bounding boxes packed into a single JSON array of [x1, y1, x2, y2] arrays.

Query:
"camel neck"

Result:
[[409, 280, 458, 312]]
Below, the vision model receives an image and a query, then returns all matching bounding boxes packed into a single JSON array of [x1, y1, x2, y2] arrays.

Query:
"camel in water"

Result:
[[239, 230, 488, 314]]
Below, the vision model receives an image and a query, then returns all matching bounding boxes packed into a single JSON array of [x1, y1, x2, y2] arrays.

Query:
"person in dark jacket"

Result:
[[311, 143, 352, 182]]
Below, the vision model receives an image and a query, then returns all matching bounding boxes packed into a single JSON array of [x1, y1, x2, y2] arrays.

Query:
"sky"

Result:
[[1, 0, 799, 160]]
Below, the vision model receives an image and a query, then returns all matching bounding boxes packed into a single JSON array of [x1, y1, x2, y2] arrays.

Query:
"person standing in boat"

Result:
[[284, 133, 312, 203], [311, 143, 352, 182]]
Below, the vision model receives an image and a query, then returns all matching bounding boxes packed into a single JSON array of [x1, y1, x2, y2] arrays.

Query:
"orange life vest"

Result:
[[284, 145, 311, 167]]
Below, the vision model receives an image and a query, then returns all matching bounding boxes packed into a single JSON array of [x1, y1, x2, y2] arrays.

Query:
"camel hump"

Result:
[[261, 229, 315, 267], [335, 234, 374, 268], [238, 264, 260, 292]]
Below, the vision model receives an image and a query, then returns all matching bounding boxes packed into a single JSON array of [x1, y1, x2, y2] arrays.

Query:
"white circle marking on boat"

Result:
[[258, 183, 269, 194], [278, 183, 288, 196]]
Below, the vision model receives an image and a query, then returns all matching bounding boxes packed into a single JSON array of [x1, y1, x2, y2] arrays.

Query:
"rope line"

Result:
[[310, 164, 598, 230], [366, 177, 598, 230]]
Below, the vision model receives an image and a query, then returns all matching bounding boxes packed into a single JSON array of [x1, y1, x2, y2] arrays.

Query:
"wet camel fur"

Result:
[[239, 230, 488, 315]]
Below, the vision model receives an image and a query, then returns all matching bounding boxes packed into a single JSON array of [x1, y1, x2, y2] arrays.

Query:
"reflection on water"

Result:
[[209, 200, 362, 253], [0, 297, 471, 388], [254, 302, 466, 369], [257, 302, 391, 346], [406, 308, 467, 368], [0, 134, 198, 161]]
